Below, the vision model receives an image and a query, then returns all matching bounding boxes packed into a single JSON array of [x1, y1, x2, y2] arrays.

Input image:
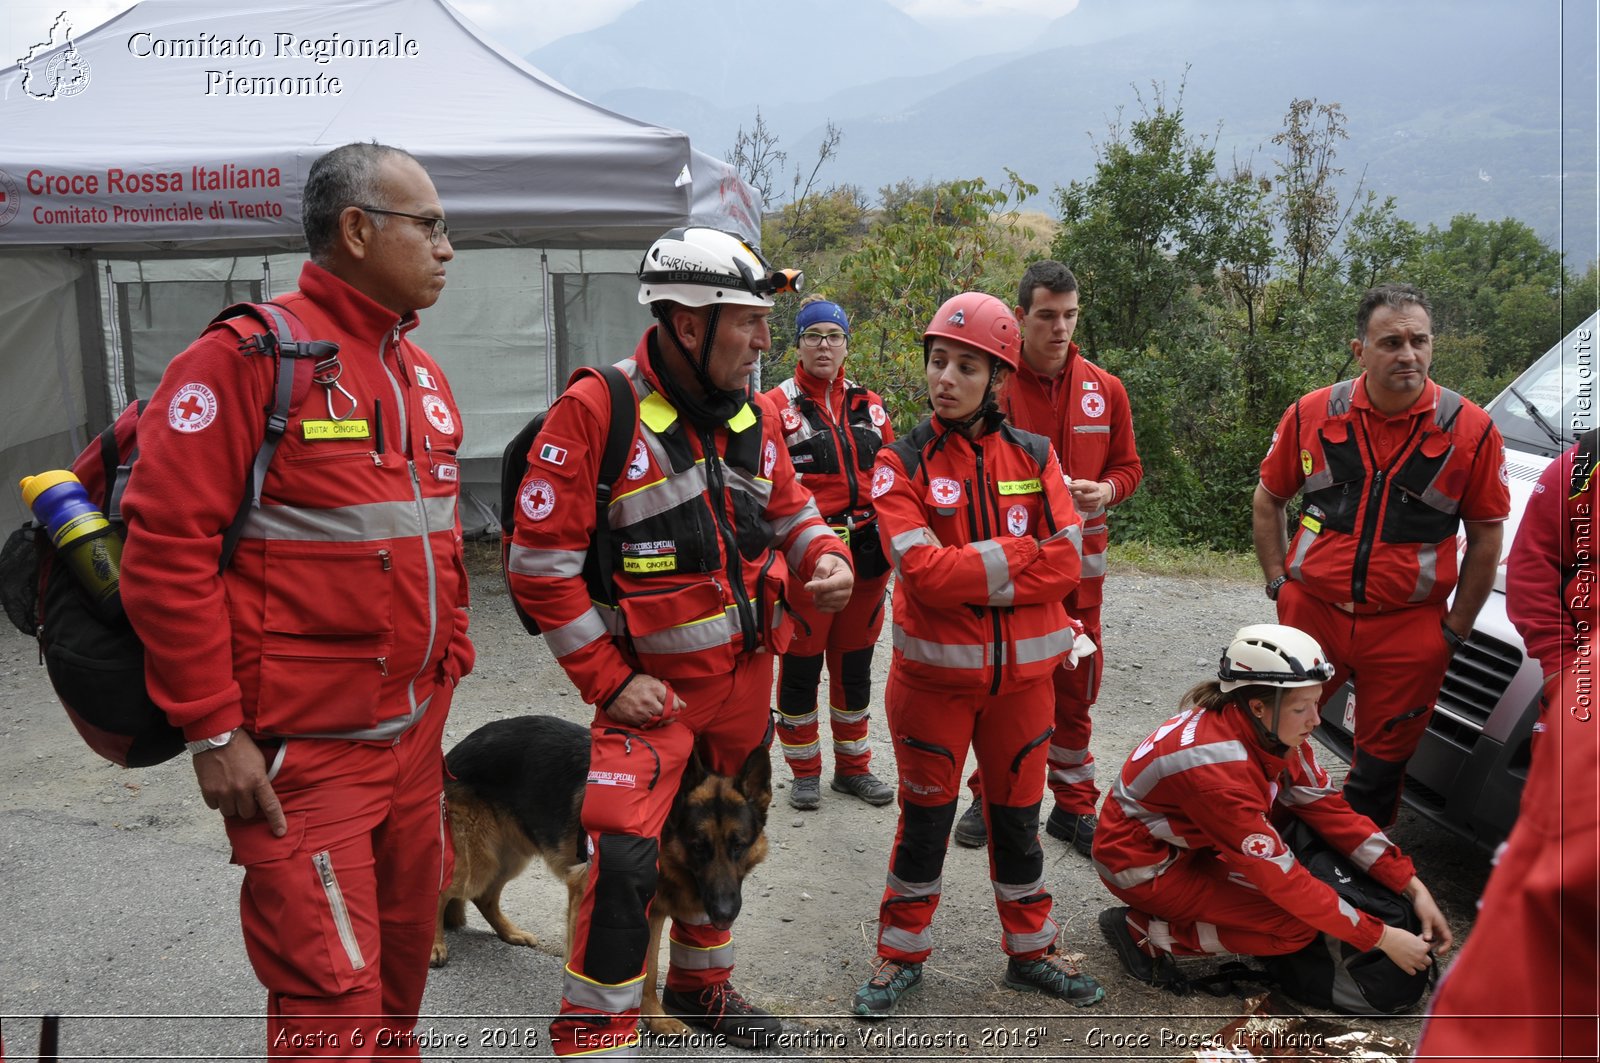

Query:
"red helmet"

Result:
[[923, 292, 1019, 370]]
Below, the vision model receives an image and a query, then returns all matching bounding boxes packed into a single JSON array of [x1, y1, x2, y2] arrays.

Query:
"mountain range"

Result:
[[530, 0, 1598, 264]]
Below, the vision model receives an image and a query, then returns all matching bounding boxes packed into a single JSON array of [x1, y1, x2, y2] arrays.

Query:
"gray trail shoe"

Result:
[[953, 800, 987, 847], [852, 958, 923, 1019], [831, 771, 895, 806], [789, 775, 822, 811], [1004, 951, 1105, 1007]]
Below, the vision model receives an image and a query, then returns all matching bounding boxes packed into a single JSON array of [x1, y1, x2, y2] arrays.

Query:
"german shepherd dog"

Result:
[[432, 715, 772, 1036]]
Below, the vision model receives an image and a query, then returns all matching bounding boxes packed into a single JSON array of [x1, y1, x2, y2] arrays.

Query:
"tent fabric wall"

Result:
[[0, 251, 91, 530]]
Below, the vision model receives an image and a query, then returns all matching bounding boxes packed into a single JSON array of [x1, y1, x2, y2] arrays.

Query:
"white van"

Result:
[[1314, 311, 1595, 849]]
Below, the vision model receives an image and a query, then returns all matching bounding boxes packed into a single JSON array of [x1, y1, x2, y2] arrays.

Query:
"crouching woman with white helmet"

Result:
[[852, 292, 1105, 1019], [1093, 624, 1452, 987]]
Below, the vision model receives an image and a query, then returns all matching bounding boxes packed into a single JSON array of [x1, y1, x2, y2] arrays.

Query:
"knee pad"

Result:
[[840, 648, 874, 710], [778, 654, 825, 712], [583, 834, 659, 985], [892, 800, 957, 883], [988, 802, 1045, 885]]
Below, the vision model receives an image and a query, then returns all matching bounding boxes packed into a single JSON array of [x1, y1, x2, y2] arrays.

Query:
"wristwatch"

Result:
[[1265, 575, 1290, 601], [186, 728, 238, 756]]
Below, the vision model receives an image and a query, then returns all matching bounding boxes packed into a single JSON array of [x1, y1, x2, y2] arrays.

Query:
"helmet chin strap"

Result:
[[1246, 688, 1290, 754], [662, 303, 728, 397]]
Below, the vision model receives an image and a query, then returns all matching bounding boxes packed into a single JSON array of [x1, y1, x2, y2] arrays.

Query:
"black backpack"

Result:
[[1263, 818, 1432, 1014], [499, 364, 635, 636], [0, 302, 331, 767]]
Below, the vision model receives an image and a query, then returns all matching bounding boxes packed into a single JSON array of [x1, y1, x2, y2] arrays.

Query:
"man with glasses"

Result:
[[766, 296, 896, 810], [121, 142, 472, 1059]]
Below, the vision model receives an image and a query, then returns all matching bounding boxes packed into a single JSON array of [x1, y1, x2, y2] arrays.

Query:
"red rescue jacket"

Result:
[[1261, 377, 1509, 610], [1000, 344, 1142, 608], [507, 329, 850, 707], [1096, 700, 1417, 951], [872, 416, 1083, 692], [764, 365, 894, 527], [121, 262, 473, 743]]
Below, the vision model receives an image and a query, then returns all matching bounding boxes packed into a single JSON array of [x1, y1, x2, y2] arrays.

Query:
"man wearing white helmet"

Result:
[[1093, 624, 1452, 987], [508, 227, 854, 1055]]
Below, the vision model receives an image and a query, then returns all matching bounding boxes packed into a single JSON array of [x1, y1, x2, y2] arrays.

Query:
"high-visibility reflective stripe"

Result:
[[1080, 521, 1108, 537], [1004, 919, 1057, 954], [893, 624, 986, 670], [976, 540, 1011, 600], [1123, 741, 1250, 802], [544, 609, 611, 659], [1013, 628, 1073, 665], [241, 495, 455, 542], [1334, 897, 1362, 929], [785, 517, 838, 569], [1303, 468, 1335, 493], [780, 740, 821, 761], [633, 608, 740, 655], [992, 876, 1045, 902], [1349, 833, 1393, 872], [1279, 778, 1341, 806], [1408, 544, 1437, 603], [1094, 850, 1179, 890], [1072, 425, 1110, 435], [831, 705, 870, 725], [880, 925, 932, 953], [508, 544, 586, 578], [1196, 922, 1225, 954], [833, 737, 871, 757], [639, 391, 678, 434], [1146, 918, 1177, 952], [779, 708, 819, 727], [1081, 553, 1108, 579], [1049, 763, 1095, 786], [1043, 523, 1084, 551], [609, 464, 707, 526], [890, 527, 932, 565], [288, 692, 433, 743], [1287, 524, 1317, 582], [668, 935, 735, 971], [1049, 742, 1089, 766], [562, 966, 644, 1013], [727, 403, 757, 434], [1418, 484, 1461, 513], [723, 464, 774, 509], [887, 872, 941, 899]]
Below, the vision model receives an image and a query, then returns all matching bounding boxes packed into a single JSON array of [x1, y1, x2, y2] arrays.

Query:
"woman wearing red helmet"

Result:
[[851, 292, 1105, 1018]]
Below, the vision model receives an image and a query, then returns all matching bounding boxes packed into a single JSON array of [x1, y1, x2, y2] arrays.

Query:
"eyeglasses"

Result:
[[359, 206, 450, 245], [799, 332, 847, 349]]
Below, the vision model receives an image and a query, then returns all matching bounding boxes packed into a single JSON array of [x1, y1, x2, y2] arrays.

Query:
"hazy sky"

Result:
[[5, 0, 1080, 71]]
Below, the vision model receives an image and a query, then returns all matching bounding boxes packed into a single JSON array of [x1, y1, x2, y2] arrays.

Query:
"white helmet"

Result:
[[1218, 624, 1334, 692], [637, 227, 801, 308]]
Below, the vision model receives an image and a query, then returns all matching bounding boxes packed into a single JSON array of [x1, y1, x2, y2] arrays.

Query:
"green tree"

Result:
[[1273, 98, 1350, 296]]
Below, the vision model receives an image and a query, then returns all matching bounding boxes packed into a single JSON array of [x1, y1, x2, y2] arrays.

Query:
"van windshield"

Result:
[[1486, 315, 1596, 458]]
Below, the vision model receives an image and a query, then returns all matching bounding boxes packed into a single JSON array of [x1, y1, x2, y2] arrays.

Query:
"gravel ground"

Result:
[[0, 546, 1492, 1061]]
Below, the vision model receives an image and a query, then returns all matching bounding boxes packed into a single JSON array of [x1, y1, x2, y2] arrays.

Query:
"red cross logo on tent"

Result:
[[167, 382, 217, 433]]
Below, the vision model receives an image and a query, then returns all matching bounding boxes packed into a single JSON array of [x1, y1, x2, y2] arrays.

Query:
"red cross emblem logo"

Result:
[[519, 478, 556, 522], [167, 383, 217, 433], [1081, 392, 1106, 418], [871, 466, 895, 499], [931, 477, 961, 506], [1241, 833, 1275, 858]]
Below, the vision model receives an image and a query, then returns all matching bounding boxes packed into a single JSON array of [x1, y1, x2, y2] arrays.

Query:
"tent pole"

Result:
[[541, 252, 554, 403]]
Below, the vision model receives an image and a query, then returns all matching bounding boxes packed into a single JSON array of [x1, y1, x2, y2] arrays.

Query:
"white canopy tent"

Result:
[[0, 0, 761, 531]]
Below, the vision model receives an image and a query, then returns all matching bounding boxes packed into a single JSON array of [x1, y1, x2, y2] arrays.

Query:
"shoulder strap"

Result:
[[103, 399, 149, 524], [1431, 385, 1463, 433], [1327, 378, 1357, 417], [214, 302, 337, 572], [590, 364, 636, 611]]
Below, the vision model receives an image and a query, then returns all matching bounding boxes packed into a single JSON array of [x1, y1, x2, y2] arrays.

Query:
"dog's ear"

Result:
[[735, 742, 773, 817]]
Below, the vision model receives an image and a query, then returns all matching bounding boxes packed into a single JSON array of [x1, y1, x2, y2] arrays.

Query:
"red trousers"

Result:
[[551, 656, 773, 1057], [776, 571, 890, 777], [1276, 581, 1452, 826], [1416, 664, 1600, 1062], [969, 607, 1103, 816], [1100, 850, 1319, 958], [224, 684, 454, 1061], [876, 671, 1059, 963]]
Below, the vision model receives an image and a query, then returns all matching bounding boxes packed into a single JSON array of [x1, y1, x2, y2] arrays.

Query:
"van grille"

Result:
[[1431, 629, 1523, 742]]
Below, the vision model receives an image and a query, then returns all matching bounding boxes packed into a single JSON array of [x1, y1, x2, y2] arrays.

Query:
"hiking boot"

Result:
[[953, 801, 986, 848], [1004, 951, 1105, 1007], [789, 775, 822, 811], [661, 980, 782, 1049], [852, 958, 923, 1019], [1097, 906, 1181, 988], [1045, 807, 1098, 856], [831, 771, 895, 806]]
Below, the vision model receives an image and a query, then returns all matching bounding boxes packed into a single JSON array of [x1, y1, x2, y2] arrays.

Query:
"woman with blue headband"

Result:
[[765, 295, 897, 810]]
